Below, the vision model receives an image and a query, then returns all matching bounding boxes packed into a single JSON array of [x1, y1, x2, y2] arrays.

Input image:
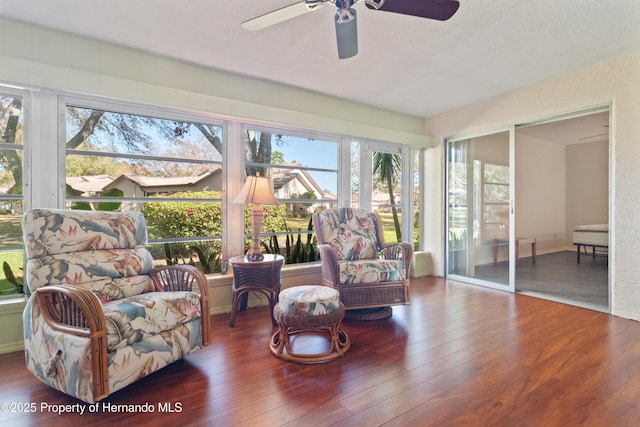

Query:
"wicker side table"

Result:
[[270, 285, 350, 363], [229, 254, 284, 327]]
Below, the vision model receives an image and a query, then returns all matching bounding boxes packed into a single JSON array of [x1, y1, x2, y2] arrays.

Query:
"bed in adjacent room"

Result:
[[573, 223, 608, 263]]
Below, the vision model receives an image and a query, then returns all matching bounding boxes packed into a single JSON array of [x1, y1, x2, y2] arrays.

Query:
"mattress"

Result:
[[573, 224, 608, 246]]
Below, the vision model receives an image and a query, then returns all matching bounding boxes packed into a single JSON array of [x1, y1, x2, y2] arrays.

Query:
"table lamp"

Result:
[[233, 172, 279, 261]]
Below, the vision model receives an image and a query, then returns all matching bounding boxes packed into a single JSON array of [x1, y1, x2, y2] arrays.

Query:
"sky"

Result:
[[274, 135, 338, 194]]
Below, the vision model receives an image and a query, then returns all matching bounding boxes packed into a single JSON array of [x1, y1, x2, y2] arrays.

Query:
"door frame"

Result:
[[444, 126, 516, 292]]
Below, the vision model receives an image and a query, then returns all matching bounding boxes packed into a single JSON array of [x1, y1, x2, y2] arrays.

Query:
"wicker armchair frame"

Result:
[[312, 208, 412, 310]]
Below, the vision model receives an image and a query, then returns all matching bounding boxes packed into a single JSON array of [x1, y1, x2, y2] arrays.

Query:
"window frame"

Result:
[[0, 86, 27, 298]]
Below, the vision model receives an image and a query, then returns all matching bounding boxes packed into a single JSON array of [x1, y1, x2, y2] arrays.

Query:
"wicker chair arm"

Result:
[[317, 244, 341, 287], [34, 284, 109, 401], [380, 242, 413, 276], [151, 265, 209, 295], [380, 241, 412, 260], [35, 285, 107, 337], [150, 265, 211, 346]]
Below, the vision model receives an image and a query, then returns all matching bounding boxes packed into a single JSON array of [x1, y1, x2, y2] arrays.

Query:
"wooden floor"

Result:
[[2, 277, 640, 426]]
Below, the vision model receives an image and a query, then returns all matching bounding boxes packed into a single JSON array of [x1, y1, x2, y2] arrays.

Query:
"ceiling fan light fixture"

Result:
[[335, 8, 358, 59]]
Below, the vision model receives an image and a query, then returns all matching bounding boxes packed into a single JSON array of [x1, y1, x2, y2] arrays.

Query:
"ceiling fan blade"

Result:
[[365, 0, 460, 21], [241, 1, 321, 31], [335, 8, 358, 59]]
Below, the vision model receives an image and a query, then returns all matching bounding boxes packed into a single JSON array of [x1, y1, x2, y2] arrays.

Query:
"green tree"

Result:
[[271, 150, 285, 164], [0, 97, 23, 193], [1, 104, 278, 187], [373, 152, 402, 241], [244, 130, 274, 178], [66, 141, 125, 177]]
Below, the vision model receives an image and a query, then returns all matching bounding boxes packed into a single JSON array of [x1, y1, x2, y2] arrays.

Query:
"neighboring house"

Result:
[[271, 164, 323, 199], [270, 163, 333, 213], [350, 191, 401, 211], [371, 192, 401, 212], [102, 168, 223, 198], [66, 175, 115, 196], [66, 165, 331, 212]]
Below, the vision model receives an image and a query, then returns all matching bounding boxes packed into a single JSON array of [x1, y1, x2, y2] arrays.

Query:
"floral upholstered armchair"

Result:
[[21, 208, 211, 403], [312, 207, 412, 313]]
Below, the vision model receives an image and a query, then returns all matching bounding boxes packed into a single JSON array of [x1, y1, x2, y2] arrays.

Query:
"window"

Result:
[[0, 94, 24, 296], [9, 95, 419, 277], [372, 149, 404, 243], [482, 163, 510, 243], [241, 127, 339, 262], [352, 140, 415, 246], [65, 104, 225, 273]]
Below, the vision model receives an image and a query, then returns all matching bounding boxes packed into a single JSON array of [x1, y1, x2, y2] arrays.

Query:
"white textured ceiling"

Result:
[[0, 0, 639, 118]]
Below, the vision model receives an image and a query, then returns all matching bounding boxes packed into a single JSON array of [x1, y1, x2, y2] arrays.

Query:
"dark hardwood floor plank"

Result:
[[1, 276, 639, 426]]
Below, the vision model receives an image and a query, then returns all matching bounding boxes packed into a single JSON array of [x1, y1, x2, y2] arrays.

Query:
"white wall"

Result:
[[515, 134, 567, 252], [566, 141, 609, 241], [424, 51, 640, 321]]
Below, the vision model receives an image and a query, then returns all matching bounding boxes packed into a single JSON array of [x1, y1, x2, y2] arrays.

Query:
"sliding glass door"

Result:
[[446, 129, 514, 289]]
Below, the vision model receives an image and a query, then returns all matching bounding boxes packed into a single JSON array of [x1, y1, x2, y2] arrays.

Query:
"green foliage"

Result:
[[143, 191, 223, 272], [449, 229, 467, 250], [262, 217, 319, 264], [66, 141, 125, 176], [66, 184, 91, 210], [66, 185, 123, 211], [163, 243, 178, 266], [271, 150, 285, 164], [1, 261, 23, 294], [254, 204, 288, 235], [143, 191, 319, 273], [95, 188, 124, 211], [189, 245, 220, 274]]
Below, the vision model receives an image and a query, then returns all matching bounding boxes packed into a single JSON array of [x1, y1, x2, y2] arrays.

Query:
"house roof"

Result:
[[270, 164, 325, 197], [66, 175, 115, 194], [105, 168, 221, 191], [1, 1, 638, 118]]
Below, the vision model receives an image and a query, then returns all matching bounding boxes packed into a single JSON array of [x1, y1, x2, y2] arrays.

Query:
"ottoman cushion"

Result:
[[278, 286, 340, 316]]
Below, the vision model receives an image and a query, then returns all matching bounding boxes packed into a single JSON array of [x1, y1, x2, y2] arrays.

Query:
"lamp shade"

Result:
[[233, 173, 279, 205]]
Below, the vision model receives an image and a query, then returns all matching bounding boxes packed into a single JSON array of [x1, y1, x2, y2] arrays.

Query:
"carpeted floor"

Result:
[[474, 250, 608, 311]]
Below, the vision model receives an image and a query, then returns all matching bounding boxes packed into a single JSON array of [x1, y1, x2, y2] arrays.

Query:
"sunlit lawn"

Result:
[[0, 214, 24, 294], [286, 212, 412, 244]]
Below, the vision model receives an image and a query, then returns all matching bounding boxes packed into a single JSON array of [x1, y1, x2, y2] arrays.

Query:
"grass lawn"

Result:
[[285, 212, 412, 245], [0, 250, 23, 295], [0, 214, 22, 245], [0, 214, 24, 294]]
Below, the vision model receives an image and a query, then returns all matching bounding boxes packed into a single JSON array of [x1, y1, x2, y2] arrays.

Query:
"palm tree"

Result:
[[373, 152, 402, 241]]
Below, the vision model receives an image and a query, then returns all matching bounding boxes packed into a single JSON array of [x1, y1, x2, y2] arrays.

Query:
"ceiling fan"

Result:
[[242, 0, 460, 59]]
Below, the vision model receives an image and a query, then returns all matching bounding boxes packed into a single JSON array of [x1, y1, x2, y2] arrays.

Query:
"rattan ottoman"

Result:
[[270, 285, 350, 363]]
